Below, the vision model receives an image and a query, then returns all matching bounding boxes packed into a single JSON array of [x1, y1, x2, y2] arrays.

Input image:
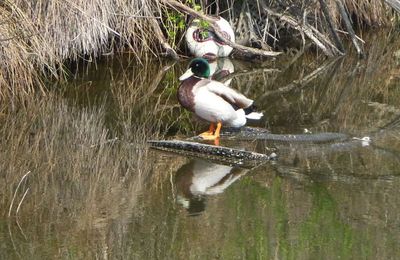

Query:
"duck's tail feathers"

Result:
[[243, 104, 263, 120], [245, 112, 263, 120]]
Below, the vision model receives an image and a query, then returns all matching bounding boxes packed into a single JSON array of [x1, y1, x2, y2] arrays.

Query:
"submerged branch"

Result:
[[259, 57, 341, 99]]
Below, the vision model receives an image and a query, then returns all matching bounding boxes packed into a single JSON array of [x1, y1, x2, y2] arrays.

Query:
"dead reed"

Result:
[[0, 0, 163, 100]]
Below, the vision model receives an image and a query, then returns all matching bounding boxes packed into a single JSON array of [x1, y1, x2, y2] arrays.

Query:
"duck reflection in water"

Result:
[[208, 58, 235, 85], [175, 158, 248, 216]]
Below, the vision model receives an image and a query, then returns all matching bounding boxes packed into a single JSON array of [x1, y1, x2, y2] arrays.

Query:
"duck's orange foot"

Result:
[[199, 134, 218, 140], [199, 131, 214, 138], [198, 122, 222, 146], [199, 134, 220, 146], [199, 123, 216, 138]]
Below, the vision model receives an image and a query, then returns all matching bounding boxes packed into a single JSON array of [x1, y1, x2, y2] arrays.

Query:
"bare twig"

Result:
[[8, 171, 31, 217], [336, 29, 365, 43], [16, 188, 30, 216], [259, 2, 342, 57]]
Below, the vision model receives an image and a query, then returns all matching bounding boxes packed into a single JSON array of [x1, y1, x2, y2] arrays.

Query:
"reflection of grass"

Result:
[[220, 176, 284, 259], [220, 176, 373, 259], [0, 58, 177, 258], [298, 185, 370, 259], [239, 30, 400, 134]]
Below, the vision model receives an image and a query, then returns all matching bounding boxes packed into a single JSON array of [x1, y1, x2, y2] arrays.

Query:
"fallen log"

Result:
[[228, 132, 348, 143], [148, 139, 273, 167]]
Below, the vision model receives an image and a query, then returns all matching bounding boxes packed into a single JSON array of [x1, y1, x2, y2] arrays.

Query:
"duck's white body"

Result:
[[178, 74, 262, 128], [192, 79, 251, 127], [178, 58, 263, 140], [185, 17, 235, 58]]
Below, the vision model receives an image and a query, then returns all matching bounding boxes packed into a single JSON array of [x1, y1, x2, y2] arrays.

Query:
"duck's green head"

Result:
[[179, 58, 210, 81]]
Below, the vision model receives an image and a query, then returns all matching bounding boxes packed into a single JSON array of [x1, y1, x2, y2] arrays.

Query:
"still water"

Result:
[[1, 31, 400, 259]]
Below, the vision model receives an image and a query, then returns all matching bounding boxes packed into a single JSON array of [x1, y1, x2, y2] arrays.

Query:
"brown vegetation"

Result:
[[0, 0, 399, 100]]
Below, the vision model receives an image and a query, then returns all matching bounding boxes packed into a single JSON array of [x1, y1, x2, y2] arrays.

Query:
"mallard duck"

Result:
[[178, 58, 263, 141], [185, 16, 235, 59]]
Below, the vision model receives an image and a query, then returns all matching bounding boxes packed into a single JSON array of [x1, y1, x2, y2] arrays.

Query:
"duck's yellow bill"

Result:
[[179, 69, 194, 81]]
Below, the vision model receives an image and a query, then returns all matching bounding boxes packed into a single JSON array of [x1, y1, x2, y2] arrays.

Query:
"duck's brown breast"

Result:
[[178, 77, 201, 112]]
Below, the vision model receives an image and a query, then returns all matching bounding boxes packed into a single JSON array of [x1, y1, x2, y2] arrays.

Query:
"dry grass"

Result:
[[0, 2, 59, 100], [0, 0, 163, 101]]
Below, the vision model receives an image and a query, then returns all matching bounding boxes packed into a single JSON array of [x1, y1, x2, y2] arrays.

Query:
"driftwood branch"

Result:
[[161, 0, 282, 58], [318, 0, 345, 54], [258, 2, 342, 57]]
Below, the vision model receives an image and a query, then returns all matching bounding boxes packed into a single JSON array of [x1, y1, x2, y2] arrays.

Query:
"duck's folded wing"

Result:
[[204, 81, 253, 108]]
